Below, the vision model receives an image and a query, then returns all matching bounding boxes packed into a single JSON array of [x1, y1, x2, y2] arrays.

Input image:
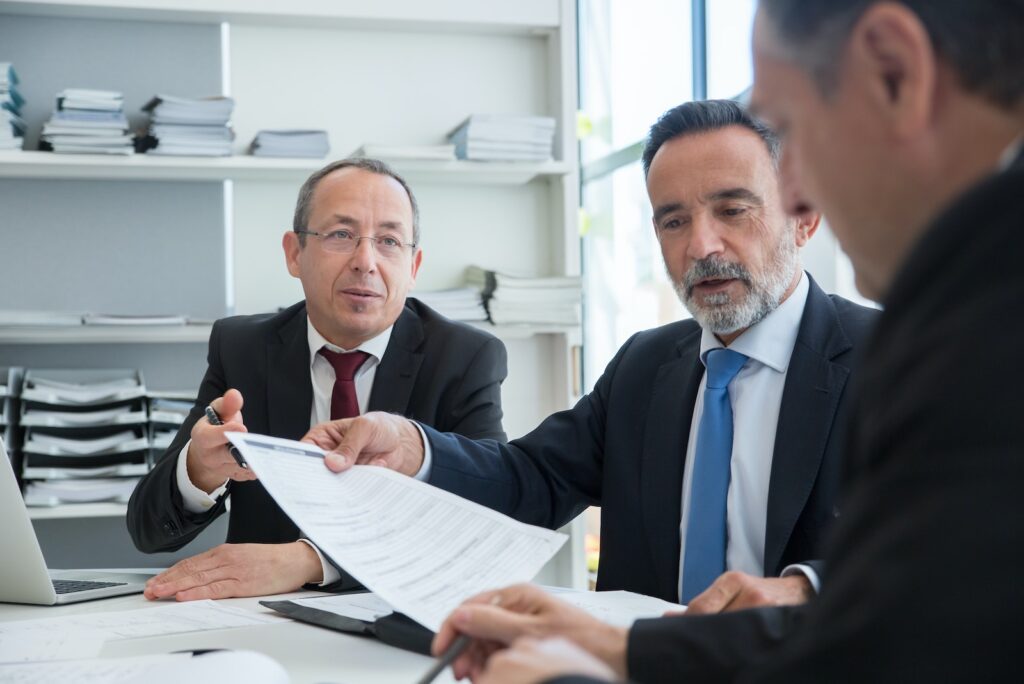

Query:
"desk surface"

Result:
[[0, 591, 457, 684]]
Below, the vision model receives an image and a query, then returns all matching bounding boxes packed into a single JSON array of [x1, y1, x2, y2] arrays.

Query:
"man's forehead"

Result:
[[649, 128, 774, 182]]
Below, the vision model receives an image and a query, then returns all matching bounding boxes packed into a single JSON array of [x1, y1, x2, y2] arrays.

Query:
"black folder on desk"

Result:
[[260, 597, 434, 655]]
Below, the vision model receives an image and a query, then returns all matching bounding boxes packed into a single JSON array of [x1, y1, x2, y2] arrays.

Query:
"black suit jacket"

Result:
[[127, 297, 507, 554], [424, 276, 876, 602], [619, 154, 1024, 683]]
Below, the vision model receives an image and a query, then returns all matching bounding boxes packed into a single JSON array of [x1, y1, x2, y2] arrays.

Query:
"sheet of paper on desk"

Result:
[[0, 650, 288, 684], [227, 432, 568, 632], [0, 600, 283, 642], [0, 628, 104, 663], [294, 587, 682, 629]]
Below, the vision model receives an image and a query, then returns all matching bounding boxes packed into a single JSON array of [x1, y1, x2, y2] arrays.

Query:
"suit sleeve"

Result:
[[424, 334, 639, 529], [626, 607, 804, 684], [440, 335, 509, 441], [126, 322, 231, 553]]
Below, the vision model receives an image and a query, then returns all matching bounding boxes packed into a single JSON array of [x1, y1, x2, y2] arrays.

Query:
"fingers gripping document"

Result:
[[226, 433, 567, 632]]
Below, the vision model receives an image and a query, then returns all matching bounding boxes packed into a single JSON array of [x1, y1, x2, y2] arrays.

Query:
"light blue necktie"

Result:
[[680, 347, 748, 603]]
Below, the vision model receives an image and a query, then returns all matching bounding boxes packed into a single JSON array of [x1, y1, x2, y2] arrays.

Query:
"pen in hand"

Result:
[[415, 634, 471, 684], [204, 404, 248, 469]]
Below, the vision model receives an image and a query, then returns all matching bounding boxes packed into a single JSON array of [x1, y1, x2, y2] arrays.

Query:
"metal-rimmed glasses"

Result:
[[295, 229, 418, 259]]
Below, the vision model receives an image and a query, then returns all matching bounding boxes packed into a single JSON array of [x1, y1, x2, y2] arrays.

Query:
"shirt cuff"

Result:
[[298, 538, 341, 586], [175, 439, 229, 514], [410, 421, 433, 482], [781, 563, 821, 594]]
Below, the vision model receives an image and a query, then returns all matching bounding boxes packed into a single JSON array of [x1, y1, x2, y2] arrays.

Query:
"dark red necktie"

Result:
[[318, 348, 370, 419]]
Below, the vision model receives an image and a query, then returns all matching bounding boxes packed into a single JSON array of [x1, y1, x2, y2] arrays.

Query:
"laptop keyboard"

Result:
[[52, 579, 127, 594]]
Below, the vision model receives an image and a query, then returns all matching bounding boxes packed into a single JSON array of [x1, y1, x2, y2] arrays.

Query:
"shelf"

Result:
[[0, 151, 573, 185], [27, 502, 128, 520], [0, 0, 561, 34], [0, 322, 578, 344]]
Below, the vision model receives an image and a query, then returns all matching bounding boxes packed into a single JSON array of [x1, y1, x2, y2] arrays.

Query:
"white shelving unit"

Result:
[[0, 0, 586, 586]]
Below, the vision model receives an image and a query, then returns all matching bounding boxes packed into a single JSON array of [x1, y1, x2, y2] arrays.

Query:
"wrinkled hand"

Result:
[[143, 542, 322, 601], [433, 584, 628, 682], [684, 571, 813, 615], [302, 411, 425, 477], [477, 637, 618, 684], [186, 388, 255, 493]]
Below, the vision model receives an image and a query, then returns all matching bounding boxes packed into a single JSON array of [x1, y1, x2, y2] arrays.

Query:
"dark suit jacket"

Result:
[[424, 276, 877, 603], [127, 297, 507, 554], [617, 153, 1024, 684]]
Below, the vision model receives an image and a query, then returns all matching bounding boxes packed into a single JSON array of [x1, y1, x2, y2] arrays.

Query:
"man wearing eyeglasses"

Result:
[[127, 158, 508, 600]]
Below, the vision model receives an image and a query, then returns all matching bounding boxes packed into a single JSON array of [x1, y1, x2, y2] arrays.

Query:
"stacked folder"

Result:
[[466, 266, 582, 326], [0, 62, 25, 151], [447, 115, 556, 162], [413, 288, 488, 322], [141, 94, 235, 156], [1, 367, 22, 463], [19, 369, 149, 506], [148, 391, 195, 453], [250, 129, 329, 158], [40, 89, 134, 155]]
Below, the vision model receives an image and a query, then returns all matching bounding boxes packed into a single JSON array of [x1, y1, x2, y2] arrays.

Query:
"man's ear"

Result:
[[845, 2, 936, 139], [409, 248, 423, 281], [283, 231, 302, 278], [795, 212, 821, 247]]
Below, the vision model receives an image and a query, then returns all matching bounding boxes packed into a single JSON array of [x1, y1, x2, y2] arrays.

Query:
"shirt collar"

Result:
[[699, 270, 810, 373], [306, 316, 394, 369], [999, 135, 1024, 171]]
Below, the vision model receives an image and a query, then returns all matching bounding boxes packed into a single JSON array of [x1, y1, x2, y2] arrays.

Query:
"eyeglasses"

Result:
[[295, 229, 417, 259]]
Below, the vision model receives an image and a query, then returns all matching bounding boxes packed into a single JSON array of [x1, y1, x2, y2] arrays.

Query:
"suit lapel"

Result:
[[266, 305, 314, 440], [639, 327, 703, 600], [367, 305, 424, 413], [763, 278, 851, 574]]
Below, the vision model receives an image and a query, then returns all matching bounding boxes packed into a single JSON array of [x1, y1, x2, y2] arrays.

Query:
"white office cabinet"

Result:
[[0, 0, 586, 587]]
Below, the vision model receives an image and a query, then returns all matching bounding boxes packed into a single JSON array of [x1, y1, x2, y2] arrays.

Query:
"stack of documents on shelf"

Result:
[[141, 94, 235, 156], [414, 288, 488, 322], [250, 129, 329, 158], [148, 391, 195, 452], [19, 369, 150, 503], [1, 368, 22, 462], [0, 62, 25, 151], [83, 313, 188, 326], [352, 143, 456, 161], [448, 114, 556, 162], [40, 89, 134, 155], [0, 309, 85, 326], [467, 266, 582, 325]]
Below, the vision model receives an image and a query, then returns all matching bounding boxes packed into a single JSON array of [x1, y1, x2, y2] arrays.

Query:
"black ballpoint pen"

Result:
[[204, 404, 247, 468]]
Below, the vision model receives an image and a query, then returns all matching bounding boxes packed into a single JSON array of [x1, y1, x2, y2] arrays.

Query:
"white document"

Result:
[[227, 433, 567, 632], [0, 600, 282, 642], [546, 587, 684, 627], [0, 651, 288, 684], [293, 587, 682, 629], [0, 629, 104, 664]]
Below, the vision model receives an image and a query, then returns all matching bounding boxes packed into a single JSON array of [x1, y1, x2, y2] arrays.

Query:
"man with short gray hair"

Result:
[[127, 158, 508, 600]]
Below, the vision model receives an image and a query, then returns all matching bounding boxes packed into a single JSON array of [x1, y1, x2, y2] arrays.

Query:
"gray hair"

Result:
[[642, 99, 780, 176], [759, 0, 1024, 108], [292, 157, 421, 247]]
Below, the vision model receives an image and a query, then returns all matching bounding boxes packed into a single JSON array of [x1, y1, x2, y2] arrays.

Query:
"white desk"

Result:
[[0, 591, 457, 684]]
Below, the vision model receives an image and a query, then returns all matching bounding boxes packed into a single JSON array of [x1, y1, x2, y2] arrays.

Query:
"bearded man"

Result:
[[305, 100, 878, 611]]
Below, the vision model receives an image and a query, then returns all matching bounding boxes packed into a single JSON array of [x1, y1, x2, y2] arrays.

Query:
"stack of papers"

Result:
[[40, 89, 134, 155], [19, 370, 151, 500], [414, 288, 488, 322], [148, 392, 195, 451], [0, 310, 85, 326], [448, 114, 556, 162], [83, 313, 188, 326], [250, 129, 329, 158], [352, 143, 456, 161], [467, 266, 582, 325], [0, 62, 25, 151], [142, 94, 235, 156]]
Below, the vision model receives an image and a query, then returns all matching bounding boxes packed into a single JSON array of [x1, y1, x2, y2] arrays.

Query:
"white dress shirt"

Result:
[[174, 317, 399, 585], [676, 271, 811, 600]]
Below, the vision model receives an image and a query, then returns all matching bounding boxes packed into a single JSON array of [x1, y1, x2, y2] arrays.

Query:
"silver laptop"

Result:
[[0, 437, 153, 604]]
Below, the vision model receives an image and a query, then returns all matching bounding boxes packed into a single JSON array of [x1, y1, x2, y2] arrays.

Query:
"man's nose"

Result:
[[686, 215, 726, 260], [349, 236, 378, 271]]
